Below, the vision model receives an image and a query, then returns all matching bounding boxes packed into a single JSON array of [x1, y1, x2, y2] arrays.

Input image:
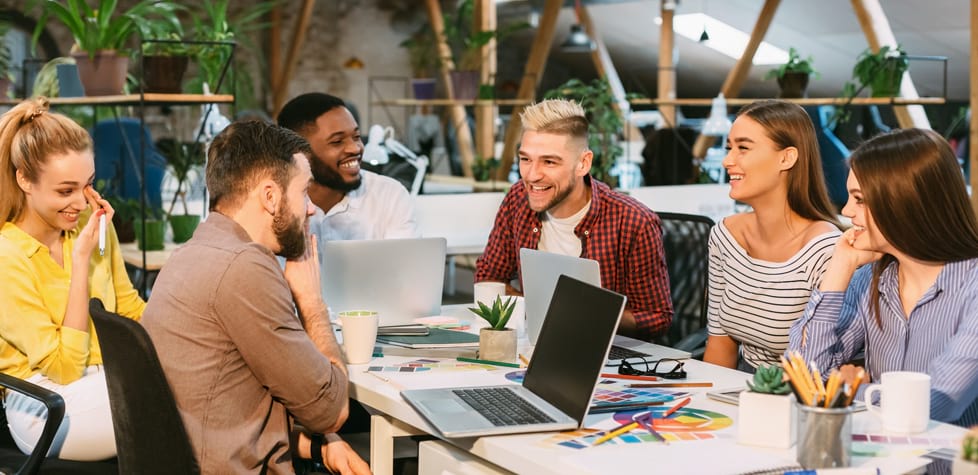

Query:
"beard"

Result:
[[273, 196, 307, 260], [310, 154, 362, 193]]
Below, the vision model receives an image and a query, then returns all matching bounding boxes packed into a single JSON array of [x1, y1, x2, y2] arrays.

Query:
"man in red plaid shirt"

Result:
[[475, 99, 673, 340]]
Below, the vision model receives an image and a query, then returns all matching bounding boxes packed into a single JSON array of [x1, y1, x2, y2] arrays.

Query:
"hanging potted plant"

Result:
[[441, 0, 527, 100], [132, 5, 191, 93], [764, 47, 818, 98], [830, 44, 910, 125], [399, 24, 438, 100], [31, 0, 165, 96], [544, 78, 623, 187], [468, 295, 517, 363], [737, 364, 797, 449], [157, 138, 204, 243]]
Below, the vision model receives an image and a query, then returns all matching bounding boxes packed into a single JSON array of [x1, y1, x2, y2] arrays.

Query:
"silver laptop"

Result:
[[321, 237, 447, 326], [519, 248, 690, 366], [402, 275, 626, 438]]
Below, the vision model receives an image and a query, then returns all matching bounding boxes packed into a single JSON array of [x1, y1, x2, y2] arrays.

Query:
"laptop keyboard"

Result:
[[608, 345, 651, 361], [453, 387, 556, 426]]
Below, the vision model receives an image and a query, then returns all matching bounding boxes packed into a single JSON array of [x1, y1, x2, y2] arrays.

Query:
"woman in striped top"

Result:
[[704, 100, 841, 372], [791, 128, 978, 426]]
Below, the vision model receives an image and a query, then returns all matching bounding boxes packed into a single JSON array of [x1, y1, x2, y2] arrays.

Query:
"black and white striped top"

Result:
[[707, 219, 840, 369]]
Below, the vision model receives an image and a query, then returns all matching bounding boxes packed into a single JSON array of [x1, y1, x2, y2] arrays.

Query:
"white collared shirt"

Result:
[[308, 170, 420, 243]]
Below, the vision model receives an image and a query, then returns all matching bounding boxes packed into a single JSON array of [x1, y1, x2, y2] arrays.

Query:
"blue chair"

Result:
[[811, 107, 851, 209], [92, 118, 166, 212]]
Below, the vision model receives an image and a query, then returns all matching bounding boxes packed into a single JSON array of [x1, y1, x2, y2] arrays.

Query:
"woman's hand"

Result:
[[819, 231, 884, 292]]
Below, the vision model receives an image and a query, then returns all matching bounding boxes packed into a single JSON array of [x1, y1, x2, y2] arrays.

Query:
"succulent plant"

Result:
[[963, 426, 978, 463], [468, 295, 516, 331], [747, 364, 792, 395]]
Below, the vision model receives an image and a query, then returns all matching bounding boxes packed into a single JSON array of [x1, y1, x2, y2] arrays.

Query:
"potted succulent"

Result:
[[954, 426, 978, 475], [544, 78, 622, 187], [765, 47, 818, 98], [30, 0, 164, 95], [132, 5, 190, 93], [468, 295, 517, 363], [157, 138, 204, 243], [738, 364, 797, 449], [399, 24, 438, 100]]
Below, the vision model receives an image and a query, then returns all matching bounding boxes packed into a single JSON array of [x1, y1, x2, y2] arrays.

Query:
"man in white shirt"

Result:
[[278, 93, 420, 242]]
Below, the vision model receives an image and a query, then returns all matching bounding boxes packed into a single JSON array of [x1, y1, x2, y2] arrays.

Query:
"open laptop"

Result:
[[402, 275, 626, 438], [321, 237, 447, 326], [519, 248, 690, 366]]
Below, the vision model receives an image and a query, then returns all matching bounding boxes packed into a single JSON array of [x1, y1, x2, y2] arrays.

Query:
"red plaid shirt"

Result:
[[475, 177, 673, 340]]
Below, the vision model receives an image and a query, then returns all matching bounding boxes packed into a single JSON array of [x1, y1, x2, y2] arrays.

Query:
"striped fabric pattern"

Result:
[[707, 220, 840, 369], [791, 258, 978, 427]]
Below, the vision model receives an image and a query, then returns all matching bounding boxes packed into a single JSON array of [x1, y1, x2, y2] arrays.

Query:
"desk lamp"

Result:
[[362, 124, 429, 196]]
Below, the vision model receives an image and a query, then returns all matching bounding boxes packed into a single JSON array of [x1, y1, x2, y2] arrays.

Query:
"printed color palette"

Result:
[[541, 406, 733, 449], [367, 359, 498, 373]]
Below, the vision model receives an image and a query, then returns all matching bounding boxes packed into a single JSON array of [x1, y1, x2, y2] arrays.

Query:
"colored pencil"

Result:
[[663, 397, 691, 417], [600, 373, 659, 382], [588, 401, 669, 414], [455, 357, 521, 368], [626, 382, 713, 388], [518, 353, 530, 367], [591, 422, 639, 446]]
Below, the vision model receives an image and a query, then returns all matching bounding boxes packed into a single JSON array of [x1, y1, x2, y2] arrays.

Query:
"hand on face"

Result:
[[283, 232, 322, 306], [835, 228, 884, 269], [73, 186, 114, 260]]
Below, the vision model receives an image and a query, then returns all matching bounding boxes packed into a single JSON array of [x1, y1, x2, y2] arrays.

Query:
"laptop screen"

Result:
[[523, 275, 626, 424], [520, 248, 601, 345]]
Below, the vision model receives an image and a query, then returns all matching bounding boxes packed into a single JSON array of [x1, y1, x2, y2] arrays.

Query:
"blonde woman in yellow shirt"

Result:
[[0, 97, 145, 461]]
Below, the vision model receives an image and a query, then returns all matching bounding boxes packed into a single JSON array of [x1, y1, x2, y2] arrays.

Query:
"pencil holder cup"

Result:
[[796, 404, 854, 469], [738, 391, 796, 449]]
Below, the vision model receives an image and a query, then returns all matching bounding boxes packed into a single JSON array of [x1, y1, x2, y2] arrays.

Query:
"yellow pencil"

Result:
[[592, 422, 639, 447], [518, 353, 530, 367], [811, 364, 826, 404]]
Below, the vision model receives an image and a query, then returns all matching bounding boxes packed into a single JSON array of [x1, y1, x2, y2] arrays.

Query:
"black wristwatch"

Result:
[[310, 433, 326, 467]]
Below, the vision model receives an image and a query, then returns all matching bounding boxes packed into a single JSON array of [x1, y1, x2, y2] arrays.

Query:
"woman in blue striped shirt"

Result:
[[790, 128, 978, 426]]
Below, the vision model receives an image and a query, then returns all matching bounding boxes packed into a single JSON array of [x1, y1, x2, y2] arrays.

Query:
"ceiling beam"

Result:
[[658, 0, 677, 128], [497, 0, 563, 180], [268, 5, 282, 95], [425, 0, 475, 177], [691, 0, 781, 160], [272, 0, 315, 116], [475, 0, 497, 165], [850, 0, 931, 129]]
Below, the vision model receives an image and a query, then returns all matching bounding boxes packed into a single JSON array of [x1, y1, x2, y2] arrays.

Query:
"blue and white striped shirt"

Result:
[[789, 258, 978, 427]]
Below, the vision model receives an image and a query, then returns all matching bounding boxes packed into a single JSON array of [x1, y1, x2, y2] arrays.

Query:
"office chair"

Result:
[[0, 374, 117, 475], [654, 212, 714, 359], [92, 118, 167, 212], [88, 299, 200, 475]]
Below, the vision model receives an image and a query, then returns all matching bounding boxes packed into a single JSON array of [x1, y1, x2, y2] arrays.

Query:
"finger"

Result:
[[84, 186, 100, 210]]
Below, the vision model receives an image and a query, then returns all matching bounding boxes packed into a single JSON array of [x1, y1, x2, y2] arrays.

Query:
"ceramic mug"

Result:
[[863, 371, 931, 434], [338, 310, 379, 365]]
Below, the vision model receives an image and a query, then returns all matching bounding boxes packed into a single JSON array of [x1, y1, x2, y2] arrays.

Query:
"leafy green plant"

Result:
[[399, 24, 437, 78], [471, 156, 500, 182], [29, 0, 166, 57], [156, 138, 204, 216], [544, 78, 623, 187], [468, 295, 516, 330], [764, 47, 818, 80], [831, 45, 909, 125], [963, 426, 978, 463], [442, 0, 528, 71], [131, 4, 189, 56], [746, 364, 792, 395]]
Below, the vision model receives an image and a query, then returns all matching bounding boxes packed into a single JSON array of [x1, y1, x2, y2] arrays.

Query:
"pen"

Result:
[[600, 373, 659, 382], [456, 357, 521, 368], [627, 382, 713, 388], [98, 213, 106, 256], [663, 397, 691, 418], [591, 421, 639, 446]]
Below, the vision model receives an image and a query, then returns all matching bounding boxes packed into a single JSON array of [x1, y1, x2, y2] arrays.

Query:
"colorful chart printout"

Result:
[[542, 406, 734, 449], [367, 359, 498, 373]]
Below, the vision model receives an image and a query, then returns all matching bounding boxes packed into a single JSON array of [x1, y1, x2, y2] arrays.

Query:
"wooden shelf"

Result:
[[0, 93, 236, 107], [373, 98, 533, 107], [628, 97, 946, 107]]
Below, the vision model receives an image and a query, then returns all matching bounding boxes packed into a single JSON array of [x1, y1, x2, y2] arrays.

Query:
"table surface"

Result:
[[119, 242, 177, 271], [349, 309, 965, 475]]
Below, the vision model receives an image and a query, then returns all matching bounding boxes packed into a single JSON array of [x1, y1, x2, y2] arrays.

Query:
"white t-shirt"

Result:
[[538, 200, 590, 257], [308, 170, 420, 243]]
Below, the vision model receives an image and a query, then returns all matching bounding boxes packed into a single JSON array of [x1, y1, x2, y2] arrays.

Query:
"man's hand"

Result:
[[284, 233, 324, 312], [322, 434, 370, 475]]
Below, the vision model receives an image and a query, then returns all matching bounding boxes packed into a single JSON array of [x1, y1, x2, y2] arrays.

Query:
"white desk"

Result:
[[350, 335, 965, 475]]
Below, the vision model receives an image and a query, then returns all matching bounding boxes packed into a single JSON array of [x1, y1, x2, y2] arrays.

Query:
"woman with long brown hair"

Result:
[[790, 127, 978, 426], [705, 100, 842, 371], [0, 98, 144, 459]]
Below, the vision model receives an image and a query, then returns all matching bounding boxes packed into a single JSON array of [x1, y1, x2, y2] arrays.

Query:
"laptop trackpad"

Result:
[[421, 399, 468, 414]]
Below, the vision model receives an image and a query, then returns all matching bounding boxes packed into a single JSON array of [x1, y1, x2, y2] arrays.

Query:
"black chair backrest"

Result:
[[88, 298, 199, 475], [654, 212, 714, 347]]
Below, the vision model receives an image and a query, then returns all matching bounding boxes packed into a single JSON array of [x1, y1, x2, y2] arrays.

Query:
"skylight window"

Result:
[[659, 13, 789, 65]]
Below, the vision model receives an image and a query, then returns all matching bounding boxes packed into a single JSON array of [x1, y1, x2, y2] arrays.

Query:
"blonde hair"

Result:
[[520, 99, 589, 141], [0, 97, 93, 223]]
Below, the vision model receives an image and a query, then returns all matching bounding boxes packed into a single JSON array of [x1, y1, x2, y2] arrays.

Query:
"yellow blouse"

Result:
[[0, 210, 145, 385]]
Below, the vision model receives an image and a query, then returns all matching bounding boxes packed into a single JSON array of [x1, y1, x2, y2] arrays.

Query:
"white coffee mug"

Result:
[[863, 371, 931, 434], [473, 281, 506, 308], [338, 310, 379, 365]]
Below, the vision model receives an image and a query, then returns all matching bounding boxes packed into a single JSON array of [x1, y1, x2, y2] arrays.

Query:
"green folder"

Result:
[[375, 328, 480, 349]]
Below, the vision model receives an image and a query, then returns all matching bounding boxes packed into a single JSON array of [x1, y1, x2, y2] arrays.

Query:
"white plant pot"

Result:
[[479, 328, 516, 363], [738, 391, 797, 449], [953, 458, 978, 475]]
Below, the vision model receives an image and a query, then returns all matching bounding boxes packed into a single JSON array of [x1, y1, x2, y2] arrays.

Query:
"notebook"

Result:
[[401, 275, 626, 438], [321, 238, 447, 326], [376, 327, 479, 349], [519, 248, 689, 366]]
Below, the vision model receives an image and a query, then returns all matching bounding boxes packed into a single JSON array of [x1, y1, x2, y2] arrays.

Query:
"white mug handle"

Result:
[[864, 383, 883, 417]]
